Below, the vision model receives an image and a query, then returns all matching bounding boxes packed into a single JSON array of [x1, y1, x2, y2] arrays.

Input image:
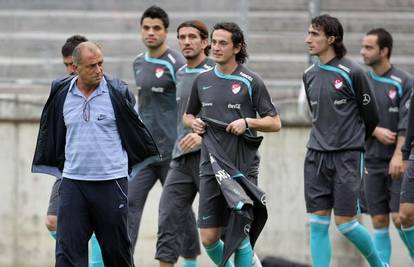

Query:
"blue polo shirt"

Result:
[[62, 77, 128, 180]]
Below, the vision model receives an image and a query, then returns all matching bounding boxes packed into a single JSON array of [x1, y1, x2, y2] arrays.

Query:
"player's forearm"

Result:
[[394, 136, 405, 157], [245, 115, 281, 132]]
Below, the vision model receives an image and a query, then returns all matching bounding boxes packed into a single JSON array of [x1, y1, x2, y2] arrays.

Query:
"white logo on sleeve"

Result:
[[362, 94, 371, 105]]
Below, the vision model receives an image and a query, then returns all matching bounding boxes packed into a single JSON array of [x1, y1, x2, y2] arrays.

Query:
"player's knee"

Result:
[[200, 228, 220, 246], [45, 215, 57, 231], [372, 214, 389, 228], [334, 215, 356, 226], [399, 205, 414, 227], [391, 213, 401, 228]]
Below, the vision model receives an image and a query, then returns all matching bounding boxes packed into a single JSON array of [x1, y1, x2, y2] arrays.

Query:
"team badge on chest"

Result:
[[155, 67, 164, 78], [232, 83, 241, 94], [388, 87, 397, 100], [333, 79, 343, 89]]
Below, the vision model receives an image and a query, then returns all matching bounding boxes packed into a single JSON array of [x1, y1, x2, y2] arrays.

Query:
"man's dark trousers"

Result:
[[56, 177, 134, 267]]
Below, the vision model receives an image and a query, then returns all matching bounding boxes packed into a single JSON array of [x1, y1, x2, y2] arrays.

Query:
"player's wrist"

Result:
[[244, 118, 249, 129]]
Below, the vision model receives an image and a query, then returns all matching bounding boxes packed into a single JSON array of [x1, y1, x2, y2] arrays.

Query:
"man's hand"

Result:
[[191, 118, 206, 134], [226, 118, 247, 136], [179, 133, 202, 153], [373, 127, 397, 145], [389, 152, 404, 180]]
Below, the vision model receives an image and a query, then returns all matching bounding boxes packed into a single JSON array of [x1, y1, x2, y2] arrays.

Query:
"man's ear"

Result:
[[327, 36, 335, 45], [233, 44, 241, 55], [380, 47, 389, 59], [201, 39, 208, 50]]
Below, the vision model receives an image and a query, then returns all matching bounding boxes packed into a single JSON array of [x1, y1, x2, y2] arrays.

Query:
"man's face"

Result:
[[63, 56, 76, 75], [178, 26, 208, 60], [211, 29, 239, 65], [305, 25, 332, 56], [360, 34, 382, 66], [141, 18, 167, 49], [75, 48, 104, 88]]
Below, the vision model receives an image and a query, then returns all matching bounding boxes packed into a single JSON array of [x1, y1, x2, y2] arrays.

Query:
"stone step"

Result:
[[0, 55, 307, 82], [2, 10, 414, 35], [321, 0, 414, 12], [252, 0, 414, 12], [0, 0, 246, 12], [1, 54, 414, 85], [248, 11, 414, 34], [3, 0, 413, 13], [0, 10, 240, 33], [2, 32, 414, 59], [0, 79, 302, 99]]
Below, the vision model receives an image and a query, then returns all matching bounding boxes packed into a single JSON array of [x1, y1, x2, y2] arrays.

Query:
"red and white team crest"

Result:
[[334, 79, 343, 89], [388, 87, 397, 99], [155, 67, 164, 78], [232, 83, 241, 94]]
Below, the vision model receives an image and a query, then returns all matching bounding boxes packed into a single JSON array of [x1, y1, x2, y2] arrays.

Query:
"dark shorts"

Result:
[[304, 150, 363, 216], [198, 174, 257, 228], [47, 178, 61, 216], [363, 159, 401, 215], [401, 160, 414, 204]]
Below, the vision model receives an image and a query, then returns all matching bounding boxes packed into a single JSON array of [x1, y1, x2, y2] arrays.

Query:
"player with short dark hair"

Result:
[[361, 27, 413, 264], [61, 35, 88, 75], [127, 7, 198, 262], [399, 51, 414, 267]]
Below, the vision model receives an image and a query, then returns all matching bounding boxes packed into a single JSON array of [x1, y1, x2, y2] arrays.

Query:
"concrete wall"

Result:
[[0, 93, 411, 267]]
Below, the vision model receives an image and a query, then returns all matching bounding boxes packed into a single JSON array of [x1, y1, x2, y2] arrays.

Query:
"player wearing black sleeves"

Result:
[[303, 15, 387, 267], [360, 28, 413, 264], [185, 22, 281, 267]]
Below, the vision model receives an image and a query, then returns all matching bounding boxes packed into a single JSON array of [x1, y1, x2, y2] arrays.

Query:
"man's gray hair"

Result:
[[72, 42, 101, 66]]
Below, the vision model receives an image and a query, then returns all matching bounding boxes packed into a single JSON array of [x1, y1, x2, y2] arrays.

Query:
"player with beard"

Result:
[[360, 28, 413, 264]]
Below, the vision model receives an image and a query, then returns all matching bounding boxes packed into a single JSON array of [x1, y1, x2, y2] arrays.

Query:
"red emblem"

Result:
[[388, 87, 397, 99], [334, 79, 343, 89], [155, 67, 164, 78], [232, 83, 241, 94]]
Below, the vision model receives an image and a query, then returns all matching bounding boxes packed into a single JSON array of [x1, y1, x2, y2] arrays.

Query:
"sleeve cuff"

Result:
[[403, 151, 410, 161]]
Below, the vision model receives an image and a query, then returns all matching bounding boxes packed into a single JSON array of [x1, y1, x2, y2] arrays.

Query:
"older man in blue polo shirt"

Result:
[[32, 41, 159, 267]]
